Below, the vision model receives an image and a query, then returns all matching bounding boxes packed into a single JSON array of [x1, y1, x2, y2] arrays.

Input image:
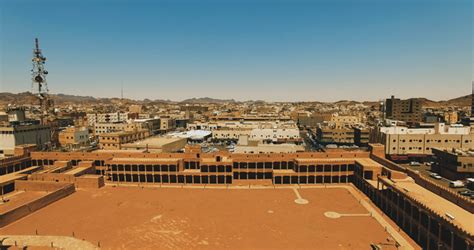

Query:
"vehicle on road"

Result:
[[458, 190, 473, 197], [409, 161, 421, 166], [429, 173, 442, 180], [449, 181, 465, 188]]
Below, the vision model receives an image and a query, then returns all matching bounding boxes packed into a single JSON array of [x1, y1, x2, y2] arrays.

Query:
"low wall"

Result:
[[371, 154, 474, 213], [28, 173, 76, 183], [0, 182, 75, 227], [15, 180, 72, 192], [75, 175, 104, 189], [406, 169, 474, 213]]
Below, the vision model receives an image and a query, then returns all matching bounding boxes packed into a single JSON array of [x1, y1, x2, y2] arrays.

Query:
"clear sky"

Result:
[[0, 0, 472, 102]]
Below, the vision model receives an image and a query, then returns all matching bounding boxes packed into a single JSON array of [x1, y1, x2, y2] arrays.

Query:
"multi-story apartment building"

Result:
[[58, 126, 89, 148], [249, 128, 301, 143], [354, 127, 370, 147], [316, 126, 355, 145], [86, 112, 128, 126], [98, 129, 150, 150], [94, 118, 161, 136], [431, 148, 474, 180], [159, 117, 176, 133], [0, 124, 51, 156], [385, 95, 422, 123], [377, 123, 474, 160], [444, 111, 459, 125], [212, 128, 252, 141], [331, 114, 361, 126]]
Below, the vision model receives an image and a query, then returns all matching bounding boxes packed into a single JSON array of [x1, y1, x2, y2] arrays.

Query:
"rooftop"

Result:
[[0, 186, 410, 249], [389, 178, 474, 235]]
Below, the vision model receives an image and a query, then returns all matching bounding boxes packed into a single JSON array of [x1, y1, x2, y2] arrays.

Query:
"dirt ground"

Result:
[[0, 186, 399, 250]]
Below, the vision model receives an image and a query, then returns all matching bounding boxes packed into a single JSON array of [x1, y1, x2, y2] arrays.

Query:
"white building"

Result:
[[0, 125, 51, 156], [87, 112, 128, 126]]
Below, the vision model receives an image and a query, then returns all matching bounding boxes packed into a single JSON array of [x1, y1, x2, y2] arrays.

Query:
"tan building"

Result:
[[212, 128, 252, 141], [58, 126, 89, 148], [378, 124, 474, 160], [159, 117, 176, 133], [121, 136, 187, 153], [444, 111, 459, 125], [431, 148, 474, 180], [385, 95, 422, 123], [99, 129, 150, 150], [316, 126, 355, 145], [331, 115, 361, 127], [0, 125, 51, 156], [128, 105, 143, 114]]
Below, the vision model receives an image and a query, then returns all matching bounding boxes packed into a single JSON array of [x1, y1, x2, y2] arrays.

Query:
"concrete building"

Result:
[[354, 127, 370, 147], [0, 125, 51, 157], [377, 123, 474, 160], [234, 141, 305, 154], [159, 117, 176, 133], [444, 111, 459, 125], [94, 118, 160, 136], [212, 128, 252, 141], [128, 105, 143, 114], [249, 128, 300, 143], [98, 129, 150, 150], [431, 148, 474, 180], [316, 126, 355, 145], [58, 126, 89, 148], [121, 136, 187, 153], [86, 112, 128, 126], [385, 96, 422, 124]]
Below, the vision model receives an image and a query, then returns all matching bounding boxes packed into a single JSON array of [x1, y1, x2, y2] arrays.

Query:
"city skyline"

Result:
[[1, 0, 472, 102]]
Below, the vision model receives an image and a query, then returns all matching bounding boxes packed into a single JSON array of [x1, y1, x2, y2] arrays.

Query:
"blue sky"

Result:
[[0, 0, 472, 101]]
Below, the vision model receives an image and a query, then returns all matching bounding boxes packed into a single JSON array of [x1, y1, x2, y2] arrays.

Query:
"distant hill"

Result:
[[0, 92, 470, 107], [180, 97, 236, 104], [419, 95, 471, 108]]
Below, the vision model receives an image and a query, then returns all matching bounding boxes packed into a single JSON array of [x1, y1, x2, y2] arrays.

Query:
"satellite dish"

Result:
[[34, 75, 44, 82]]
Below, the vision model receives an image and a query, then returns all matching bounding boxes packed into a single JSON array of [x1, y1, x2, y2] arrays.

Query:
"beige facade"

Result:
[[382, 133, 474, 156], [86, 112, 128, 126], [159, 117, 176, 133], [385, 96, 422, 123], [212, 129, 252, 141], [121, 136, 187, 153], [58, 126, 89, 148], [316, 127, 355, 144], [99, 129, 150, 150], [431, 148, 474, 179], [444, 111, 459, 125], [0, 125, 51, 156]]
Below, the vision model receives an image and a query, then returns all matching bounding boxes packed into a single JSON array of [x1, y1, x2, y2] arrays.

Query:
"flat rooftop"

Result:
[[390, 179, 474, 235], [0, 191, 48, 214], [0, 186, 409, 249], [123, 136, 184, 147]]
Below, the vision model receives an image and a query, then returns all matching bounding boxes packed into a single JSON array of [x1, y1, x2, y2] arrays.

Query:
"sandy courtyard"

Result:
[[0, 186, 397, 249]]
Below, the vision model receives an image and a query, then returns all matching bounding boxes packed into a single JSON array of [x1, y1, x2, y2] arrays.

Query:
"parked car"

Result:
[[458, 190, 473, 196], [409, 161, 421, 166], [449, 181, 465, 188], [429, 173, 442, 180]]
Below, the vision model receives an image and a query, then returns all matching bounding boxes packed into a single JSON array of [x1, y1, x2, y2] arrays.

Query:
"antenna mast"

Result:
[[32, 38, 52, 124]]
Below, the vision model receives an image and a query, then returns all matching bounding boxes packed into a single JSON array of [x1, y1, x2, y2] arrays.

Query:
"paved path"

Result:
[[0, 235, 98, 249]]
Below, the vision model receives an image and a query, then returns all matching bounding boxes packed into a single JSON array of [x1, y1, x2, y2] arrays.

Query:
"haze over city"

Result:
[[1, 0, 472, 102]]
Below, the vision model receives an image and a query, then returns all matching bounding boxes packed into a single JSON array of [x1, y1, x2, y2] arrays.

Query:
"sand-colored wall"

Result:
[[75, 175, 104, 189], [0, 183, 75, 227]]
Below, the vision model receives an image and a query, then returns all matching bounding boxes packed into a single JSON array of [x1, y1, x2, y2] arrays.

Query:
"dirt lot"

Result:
[[0, 186, 398, 249]]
